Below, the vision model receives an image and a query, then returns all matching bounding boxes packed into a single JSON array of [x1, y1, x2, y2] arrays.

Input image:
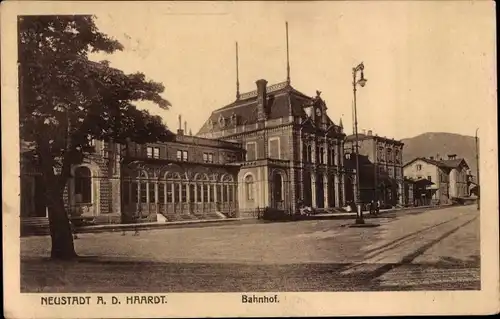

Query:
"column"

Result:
[[289, 167, 296, 214], [311, 173, 317, 208], [341, 173, 346, 206], [324, 173, 329, 208], [335, 173, 341, 207], [398, 181, 404, 205], [155, 182, 159, 216]]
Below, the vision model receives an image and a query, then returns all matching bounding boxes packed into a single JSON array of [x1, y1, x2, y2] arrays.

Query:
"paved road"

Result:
[[21, 205, 479, 292]]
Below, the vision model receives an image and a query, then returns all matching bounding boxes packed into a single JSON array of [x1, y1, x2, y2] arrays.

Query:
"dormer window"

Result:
[[218, 115, 226, 128]]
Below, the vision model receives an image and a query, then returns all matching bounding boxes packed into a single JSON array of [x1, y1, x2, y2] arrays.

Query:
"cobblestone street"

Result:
[[21, 205, 480, 292]]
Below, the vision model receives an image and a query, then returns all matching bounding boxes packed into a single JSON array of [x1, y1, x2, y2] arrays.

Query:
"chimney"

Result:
[[256, 79, 268, 121], [184, 121, 187, 134], [362, 129, 366, 135], [177, 114, 184, 135], [367, 130, 373, 136], [448, 154, 457, 160], [430, 156, 434, 160]]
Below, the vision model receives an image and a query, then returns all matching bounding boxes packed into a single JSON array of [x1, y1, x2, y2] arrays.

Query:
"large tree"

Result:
[[19, 15, 174, 259]]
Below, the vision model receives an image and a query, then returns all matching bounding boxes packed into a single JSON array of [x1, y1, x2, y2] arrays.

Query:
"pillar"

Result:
[[311, 172, 317, 208], [324, 173, 329, 208], [335, 173, 341, 207]]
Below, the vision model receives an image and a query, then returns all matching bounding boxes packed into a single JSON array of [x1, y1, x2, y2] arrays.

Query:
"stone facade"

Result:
[[20, 80, 357, 224], [197, 80, 354, 214], [343, 131, 405, 206], [403, 154, 470, 204]]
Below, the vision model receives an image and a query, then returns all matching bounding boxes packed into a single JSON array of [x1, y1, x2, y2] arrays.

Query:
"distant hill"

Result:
[[401, 132, 478, 176]]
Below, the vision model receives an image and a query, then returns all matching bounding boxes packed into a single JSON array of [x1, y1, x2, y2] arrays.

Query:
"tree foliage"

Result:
[[18, 15, 174, 259]]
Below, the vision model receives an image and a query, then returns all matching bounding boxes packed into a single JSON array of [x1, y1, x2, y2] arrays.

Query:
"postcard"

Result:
[[2, 1, 499, 318]]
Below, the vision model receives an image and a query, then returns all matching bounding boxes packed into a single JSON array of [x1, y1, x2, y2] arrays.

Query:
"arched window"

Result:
[[74, 166, 92, 204], [307, 145, 312, 162], [245, 175, 254, 200]]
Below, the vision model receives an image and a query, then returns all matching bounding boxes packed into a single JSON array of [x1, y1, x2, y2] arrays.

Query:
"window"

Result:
[[223, 185, 228, 202], [140, 182, 147, 203], [329, 148, 335, 165], [378, 147, 385, 161], [246, 142, 257, 161], [416, 164, 422, 171], [149, 183, 156, 203], [189, 184, 195, 203], [427, 176, 432, 182], [74, 166, 92, 204], [147, 147, 153, 158], [307, 145, 312, 162], [174, 184, 180, 202], [245, 175, 254, 200], [196, 185, 203, 202], [87, 136, 96, 147], [387, 149, 393, 163], [181, 184, 187, 202], [203, 153, 214, 163], [176, 150, 182, 161], [216, 185, 222, 202], [209, 185, 214, 202], [316, 146, 320, 163], [182, 151, 188, 161], [269, 138, 280, 159], [158, 183, 165, 203], [166, 183, 173, 202], [395, 150, 400, 164], [203, 184, 209, 202]]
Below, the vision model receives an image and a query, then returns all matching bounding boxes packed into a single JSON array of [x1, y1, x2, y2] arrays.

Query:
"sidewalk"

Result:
[[72, 205, 450, 235], [76, 216, 257, 234]]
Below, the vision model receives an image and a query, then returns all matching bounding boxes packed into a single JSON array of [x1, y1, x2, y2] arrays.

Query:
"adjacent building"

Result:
[[403, 154, 470, 205], [343, 130, 405, 207]]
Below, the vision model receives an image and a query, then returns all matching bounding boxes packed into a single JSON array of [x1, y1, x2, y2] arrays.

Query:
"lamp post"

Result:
[[352, 62, 367, 224], [475, 128, 480, 211]]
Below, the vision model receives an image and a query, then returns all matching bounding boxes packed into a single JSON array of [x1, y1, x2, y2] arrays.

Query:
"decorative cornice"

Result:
[[238, 81, 289, 100]]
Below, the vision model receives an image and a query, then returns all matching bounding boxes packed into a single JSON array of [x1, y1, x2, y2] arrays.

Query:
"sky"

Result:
[[89, 1, 496, 140]]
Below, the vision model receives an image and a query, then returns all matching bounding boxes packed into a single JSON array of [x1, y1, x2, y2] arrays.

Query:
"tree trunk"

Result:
[[47, 196, 77, 259], [44, 170, 77, 260]]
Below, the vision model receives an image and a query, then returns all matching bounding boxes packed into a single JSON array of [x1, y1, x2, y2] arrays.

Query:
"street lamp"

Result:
[[352, 62, 367, 224], [475, 128, 480, 211]]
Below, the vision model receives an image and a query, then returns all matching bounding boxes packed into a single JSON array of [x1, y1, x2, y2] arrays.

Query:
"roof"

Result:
[[403, 157, 469, 170], [440, 159, 469, 169], [345, 133, 404, 145], [196, 81, 341, 135]]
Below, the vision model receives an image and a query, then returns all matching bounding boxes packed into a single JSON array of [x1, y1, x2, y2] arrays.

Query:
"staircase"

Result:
[[21, 217, 50, 236]]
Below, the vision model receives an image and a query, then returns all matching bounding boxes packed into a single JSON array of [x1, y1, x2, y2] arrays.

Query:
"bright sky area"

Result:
[[89, 1, 496, 140]]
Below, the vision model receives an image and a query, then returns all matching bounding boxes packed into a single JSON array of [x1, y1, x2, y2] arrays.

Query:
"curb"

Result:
[[75, 217, 258, 234]]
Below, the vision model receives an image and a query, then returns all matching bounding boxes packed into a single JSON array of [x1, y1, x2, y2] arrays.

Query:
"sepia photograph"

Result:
[[2, 1, 499, 317]]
